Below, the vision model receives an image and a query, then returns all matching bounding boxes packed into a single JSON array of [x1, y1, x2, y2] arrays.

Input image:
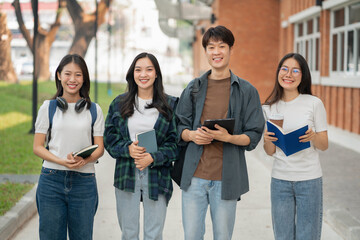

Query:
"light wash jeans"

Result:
[[115, 168, 167, 240], [36, 167, 98, 240], [271, 177, 323, 240], [182, 177, 237, 240]]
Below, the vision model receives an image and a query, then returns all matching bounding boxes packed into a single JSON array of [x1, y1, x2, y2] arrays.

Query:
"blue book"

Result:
[[135, 129, 158, 153], [266, 120, 310, 156]]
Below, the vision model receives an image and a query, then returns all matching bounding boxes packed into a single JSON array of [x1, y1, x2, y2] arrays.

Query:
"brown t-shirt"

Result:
[[194, 77, 231, 180]]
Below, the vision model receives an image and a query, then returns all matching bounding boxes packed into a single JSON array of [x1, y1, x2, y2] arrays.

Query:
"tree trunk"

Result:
[[68, 20, 97, 56], [0, 12, 18, 83], [67, 0, 112, 57], [35, 33, 52, 81], [12, 0, 64, 81]]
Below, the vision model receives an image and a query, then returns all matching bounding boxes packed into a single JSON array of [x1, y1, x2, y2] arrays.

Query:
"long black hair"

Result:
[[264, 53, 312, 106], [120, 52, 172, 121], [53, 54, 91, 109]]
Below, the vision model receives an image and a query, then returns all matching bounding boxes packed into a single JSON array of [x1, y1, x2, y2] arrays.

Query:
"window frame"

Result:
[[329, 2, 360, 80], [294, 15, 321, 84]]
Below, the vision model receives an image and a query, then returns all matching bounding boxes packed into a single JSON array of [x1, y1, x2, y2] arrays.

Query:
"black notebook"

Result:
[[73, 144, 98, 158], [203, 118, 235, 134]]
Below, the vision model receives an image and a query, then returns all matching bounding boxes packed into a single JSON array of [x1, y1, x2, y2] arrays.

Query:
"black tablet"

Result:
[[202, 118, 235, 134]]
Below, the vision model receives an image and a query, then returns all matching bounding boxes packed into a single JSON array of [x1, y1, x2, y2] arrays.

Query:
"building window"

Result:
[[294, 16, 320, 72], [330, 2, 360, 76]]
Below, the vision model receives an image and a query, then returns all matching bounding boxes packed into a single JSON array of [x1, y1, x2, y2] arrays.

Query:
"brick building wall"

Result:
[[192, 0, 280, 102], [192, 0, 360, 135]]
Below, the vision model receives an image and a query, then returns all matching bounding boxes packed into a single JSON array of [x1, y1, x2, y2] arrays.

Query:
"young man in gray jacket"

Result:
[[176, 25, 265, 239]]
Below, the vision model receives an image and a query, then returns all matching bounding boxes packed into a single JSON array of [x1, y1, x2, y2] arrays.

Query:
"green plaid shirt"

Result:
[[104, 93, 178, 203]]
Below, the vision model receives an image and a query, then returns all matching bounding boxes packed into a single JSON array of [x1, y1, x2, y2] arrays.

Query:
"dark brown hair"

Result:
[[264, 53, 312, 106], [53, 54, 91, 109], [202, 25, 235, 49], [120, 52, 172, 121]]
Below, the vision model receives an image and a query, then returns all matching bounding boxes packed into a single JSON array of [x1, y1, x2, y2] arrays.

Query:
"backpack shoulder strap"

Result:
[[89, 102, 97, 127], [48, 99, 57, 128], [89, 102, 97, 145], [46, 99, 57, 149]]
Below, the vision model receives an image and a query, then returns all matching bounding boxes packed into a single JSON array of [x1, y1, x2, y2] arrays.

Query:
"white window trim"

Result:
[[329, 3, 360, 77], [312, 71, 321, 84], [323, 0, 358, 10], [289, 6, 321, 23], [320, 76, 360, 88], [293, 16, 321, 73]]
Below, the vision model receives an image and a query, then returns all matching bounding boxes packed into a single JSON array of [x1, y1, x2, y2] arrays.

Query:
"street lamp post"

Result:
[[94, 0, 98, 103], [107, 6, 112, 96], [30, 0, 39, 134]]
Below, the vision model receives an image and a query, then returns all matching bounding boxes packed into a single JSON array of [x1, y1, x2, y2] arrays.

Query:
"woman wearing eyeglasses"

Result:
[[262, 53, 328, 240]]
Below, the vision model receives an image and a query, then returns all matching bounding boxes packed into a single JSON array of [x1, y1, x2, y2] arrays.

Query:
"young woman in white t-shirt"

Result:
[[263, 53, 328, 240], [33, 54, 104, 239]]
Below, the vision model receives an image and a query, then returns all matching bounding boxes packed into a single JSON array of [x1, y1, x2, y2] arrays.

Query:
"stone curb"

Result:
[[0, 184, 37, 240], [0, 175, 39, 184]]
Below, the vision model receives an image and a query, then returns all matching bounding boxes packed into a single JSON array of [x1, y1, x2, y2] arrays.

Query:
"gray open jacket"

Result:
[[175, 70, 265, 200]]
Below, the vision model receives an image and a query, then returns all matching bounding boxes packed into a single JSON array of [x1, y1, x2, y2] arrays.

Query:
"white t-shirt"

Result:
[[128, 96, 159, 141], [262, 94, 327, 181], [35, 100, 105, 173]]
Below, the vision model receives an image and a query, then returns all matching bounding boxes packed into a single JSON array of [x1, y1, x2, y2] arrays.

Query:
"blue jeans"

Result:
[[271, 177, 323, 240], [115, 168, 167, 240], [182, 177, 237, 240], [36, 167, 98, 240]]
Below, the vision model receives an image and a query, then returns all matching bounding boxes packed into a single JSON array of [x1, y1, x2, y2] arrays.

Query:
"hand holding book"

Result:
[[201, 118, 235, 142], [133, 152, 153, 171], [65, 153, 87, 169], [135, 129, 158, 153], [266, 120, 310, 156], [128, 141, 146, 159], [202, 118, 235, 134], [299, 128, 316, 143]]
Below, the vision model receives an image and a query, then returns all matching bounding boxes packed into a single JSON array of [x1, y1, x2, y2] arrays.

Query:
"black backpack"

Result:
[[171, 78, 200, 186]]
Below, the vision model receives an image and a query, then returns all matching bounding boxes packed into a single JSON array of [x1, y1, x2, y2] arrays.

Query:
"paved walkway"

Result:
[[9, 148, 343, 240]]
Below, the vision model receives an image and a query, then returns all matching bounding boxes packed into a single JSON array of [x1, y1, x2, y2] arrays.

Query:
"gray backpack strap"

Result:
[[89, 102, 97, 145], [46, 99, 58, 149]]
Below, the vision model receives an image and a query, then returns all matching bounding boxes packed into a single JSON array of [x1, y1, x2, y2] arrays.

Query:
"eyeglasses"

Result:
[[279, 67, 301, 77]]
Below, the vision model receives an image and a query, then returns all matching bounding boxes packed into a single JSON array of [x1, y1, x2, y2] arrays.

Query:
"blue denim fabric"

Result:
[[182, 177, 237, 240], [36, 167, 98, 240], [115, 168, 167, 240], [271, 177, 323, 240]]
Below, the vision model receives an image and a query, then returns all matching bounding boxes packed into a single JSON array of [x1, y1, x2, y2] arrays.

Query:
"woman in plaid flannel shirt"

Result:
[[104, 52, 178, 240]]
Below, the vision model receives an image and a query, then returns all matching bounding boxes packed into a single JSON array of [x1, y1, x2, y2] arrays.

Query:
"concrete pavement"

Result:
[[8, 146, 343, 240]]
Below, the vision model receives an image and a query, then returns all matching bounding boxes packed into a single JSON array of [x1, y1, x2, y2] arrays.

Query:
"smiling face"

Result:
[[134, 57, 157, 97], [205, 39, 232, 71], [57, 62, 83, 99], [278, 58, 302, 93]]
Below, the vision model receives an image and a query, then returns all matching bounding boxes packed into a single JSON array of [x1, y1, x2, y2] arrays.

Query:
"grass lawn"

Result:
[[0, 80, 126, 216], [0, 80, 126, 174], [0, 182, 34, 216]]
